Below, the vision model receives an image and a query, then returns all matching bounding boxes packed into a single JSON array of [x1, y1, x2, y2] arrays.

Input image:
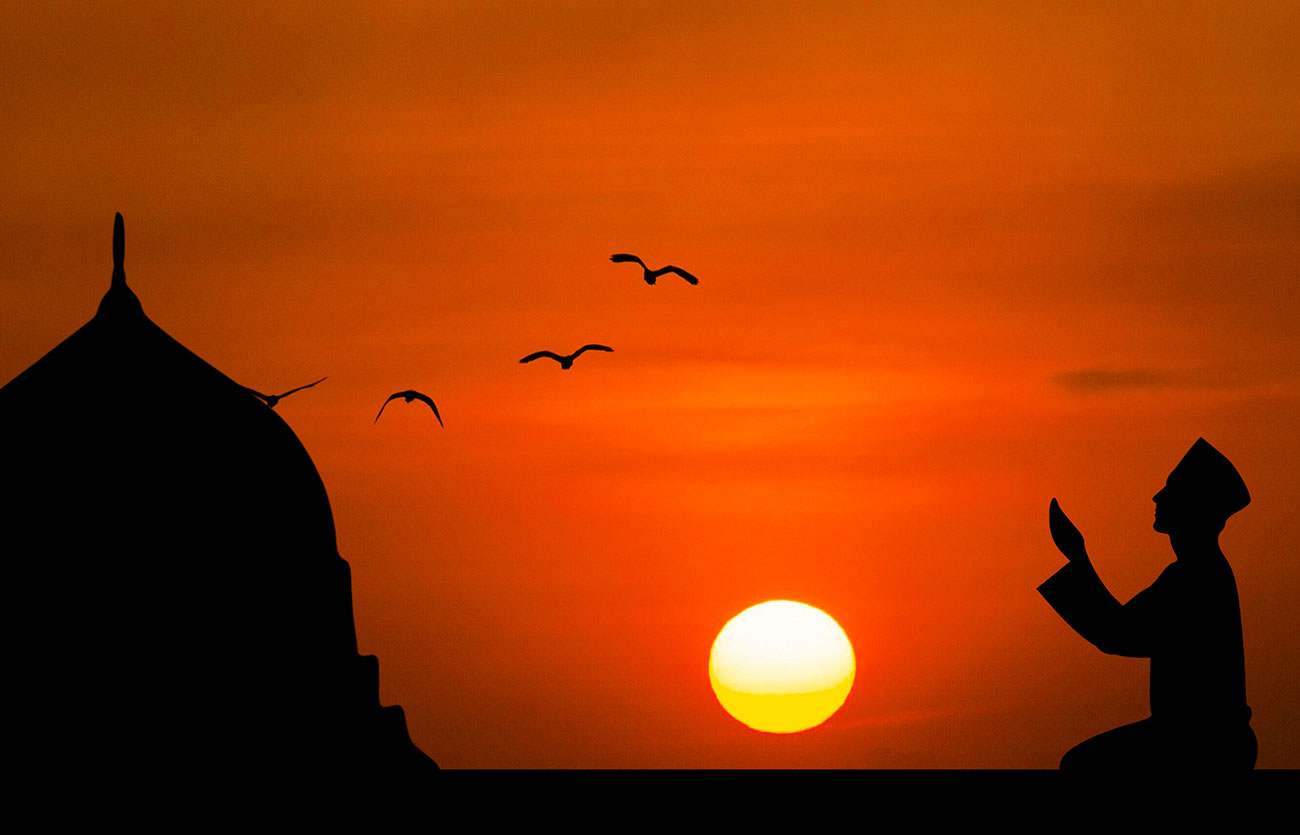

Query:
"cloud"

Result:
[[1051, 365, 1293, 393], [1051, 367, 1172, 392]]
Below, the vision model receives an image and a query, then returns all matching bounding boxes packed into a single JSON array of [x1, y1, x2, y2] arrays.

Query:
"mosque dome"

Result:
[[0, 215, 435, 790]]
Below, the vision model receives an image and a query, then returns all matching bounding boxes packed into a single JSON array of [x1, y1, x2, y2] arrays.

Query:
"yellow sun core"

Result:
[[709, 600, 855, 733]]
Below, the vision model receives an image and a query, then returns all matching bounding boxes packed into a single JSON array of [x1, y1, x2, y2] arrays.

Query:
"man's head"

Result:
[[1153, 438, 1250, 534]]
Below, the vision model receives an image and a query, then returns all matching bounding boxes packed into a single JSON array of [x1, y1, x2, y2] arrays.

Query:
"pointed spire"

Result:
[[112, 212, 126, 289], [96, 211, 143, 319]]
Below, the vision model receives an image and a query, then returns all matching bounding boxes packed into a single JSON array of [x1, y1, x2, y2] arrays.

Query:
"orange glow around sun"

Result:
[[709, 600, 855, 734], [4, 2, 1299, 770]]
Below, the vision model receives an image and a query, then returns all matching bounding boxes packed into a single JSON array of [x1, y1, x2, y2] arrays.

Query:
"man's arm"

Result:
[[1039, 499, 1155, 658], [1038, 560, 1154, 657]]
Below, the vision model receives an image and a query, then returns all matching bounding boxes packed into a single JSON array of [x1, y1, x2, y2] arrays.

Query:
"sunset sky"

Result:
[[2, 2, 1297, 767]]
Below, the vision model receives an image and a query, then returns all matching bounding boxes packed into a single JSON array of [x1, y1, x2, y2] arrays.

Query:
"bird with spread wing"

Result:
[[244, 376, 327, 409], [519, 344, 613, 370], [609, 254, 699, 285], [375, 390, 443, 426]]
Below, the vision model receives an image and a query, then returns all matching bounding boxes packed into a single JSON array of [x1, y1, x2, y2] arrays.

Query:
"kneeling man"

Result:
[[1040, 438, 1257, 771]]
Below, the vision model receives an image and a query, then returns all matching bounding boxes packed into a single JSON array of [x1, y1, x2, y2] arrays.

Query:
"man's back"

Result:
[[1146, 557, 1248, 724]]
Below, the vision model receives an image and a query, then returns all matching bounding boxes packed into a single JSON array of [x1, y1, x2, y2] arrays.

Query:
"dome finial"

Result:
[[112, 212, 125, 289], [96, 212, 143, 318]]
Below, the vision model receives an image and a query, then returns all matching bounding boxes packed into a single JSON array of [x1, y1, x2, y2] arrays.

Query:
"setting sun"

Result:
[[3, 2, 1297, 772], [709, 601, 855, 734]]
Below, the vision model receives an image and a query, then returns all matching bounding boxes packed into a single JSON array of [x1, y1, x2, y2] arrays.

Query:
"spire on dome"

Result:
[[112, 212, 125, 289], [97, 212, 142, 318]]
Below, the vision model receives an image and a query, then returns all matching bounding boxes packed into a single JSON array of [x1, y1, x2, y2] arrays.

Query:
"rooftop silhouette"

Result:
[[0, 215, 436, 791]]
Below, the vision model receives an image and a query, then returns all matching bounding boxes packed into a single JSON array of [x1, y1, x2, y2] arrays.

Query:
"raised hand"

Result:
[[1049, 498, 1088, 563]]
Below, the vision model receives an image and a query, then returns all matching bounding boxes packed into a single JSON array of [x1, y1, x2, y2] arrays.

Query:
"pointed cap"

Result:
[[1169, 438, 1251, 520]]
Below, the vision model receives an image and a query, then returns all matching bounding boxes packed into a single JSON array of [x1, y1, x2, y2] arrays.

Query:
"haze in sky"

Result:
[[2, 2, 1296, 767]]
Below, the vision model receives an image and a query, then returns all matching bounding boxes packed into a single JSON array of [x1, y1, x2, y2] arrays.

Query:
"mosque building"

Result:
[[0, 215, 435, 790]]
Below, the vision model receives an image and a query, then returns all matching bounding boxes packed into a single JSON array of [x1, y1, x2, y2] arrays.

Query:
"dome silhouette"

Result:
[[0, 215, 435, 791]]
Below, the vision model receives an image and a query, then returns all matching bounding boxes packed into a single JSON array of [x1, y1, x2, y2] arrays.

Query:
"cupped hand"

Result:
[[1049, 498, 1087, 563]]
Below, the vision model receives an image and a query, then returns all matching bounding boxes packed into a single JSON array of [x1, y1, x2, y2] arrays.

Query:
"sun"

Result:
[[709, 600, 855, 733]]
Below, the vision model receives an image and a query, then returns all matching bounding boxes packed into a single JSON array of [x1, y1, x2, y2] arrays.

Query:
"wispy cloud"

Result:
[[1051, 365, 1291, 393], [1052, 367, 1171, 392]]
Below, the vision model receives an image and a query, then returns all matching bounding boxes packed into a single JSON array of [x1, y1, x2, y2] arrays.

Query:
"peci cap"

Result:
[[1168, 438, 1251, 521]]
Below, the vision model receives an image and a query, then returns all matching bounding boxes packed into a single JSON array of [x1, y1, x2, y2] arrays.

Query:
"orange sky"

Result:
[[2, 2, 1297, 767]]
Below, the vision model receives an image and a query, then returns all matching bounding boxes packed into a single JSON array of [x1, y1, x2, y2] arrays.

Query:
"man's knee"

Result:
[[1058, 720, 1155, 771], [1059, 740, 1093, 771]]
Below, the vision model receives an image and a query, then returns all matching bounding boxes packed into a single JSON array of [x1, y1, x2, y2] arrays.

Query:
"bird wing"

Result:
[[276, 376, 328, 398], [610, 253, 646, 267], [520, 351, 563, 364], [375, 392, 403, 423], [573, 344, 614, 358], [662, 266, 699, 285], [243, 387, 272, 404], [410, 391, 444, 426]]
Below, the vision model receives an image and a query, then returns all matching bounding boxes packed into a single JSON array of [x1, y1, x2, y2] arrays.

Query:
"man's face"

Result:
[[1154, 471, 1222, 535], [1153, 477, 1182, 534]]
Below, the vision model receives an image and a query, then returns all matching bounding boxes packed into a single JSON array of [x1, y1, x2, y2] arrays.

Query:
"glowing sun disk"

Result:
[[709, 600, 855, 734]]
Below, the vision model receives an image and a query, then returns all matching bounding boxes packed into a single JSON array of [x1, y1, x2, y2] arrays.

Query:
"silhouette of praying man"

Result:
[[1039, 438, 1257, 771]]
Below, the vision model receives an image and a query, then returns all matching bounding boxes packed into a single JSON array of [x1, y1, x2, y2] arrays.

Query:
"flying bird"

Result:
[[519, 344, 613, 370], [244, 377, 327, 409], [609, 254, 699, 285], [375, 390, 443, 426]]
